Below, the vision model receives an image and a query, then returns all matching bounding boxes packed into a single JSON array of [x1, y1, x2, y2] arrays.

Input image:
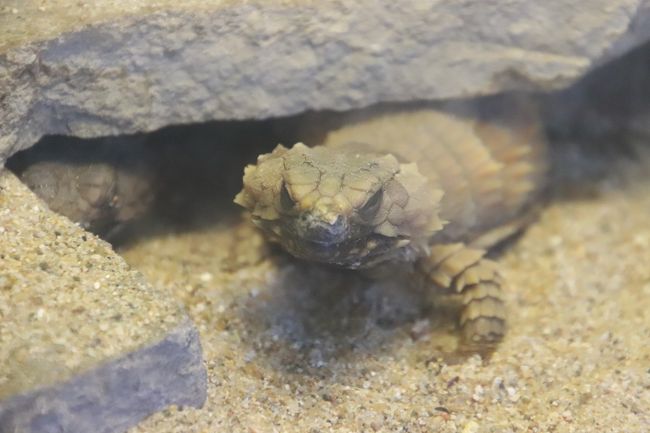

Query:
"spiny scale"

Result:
[[321, 96, 548, 350], [323, 98, 548, 245]]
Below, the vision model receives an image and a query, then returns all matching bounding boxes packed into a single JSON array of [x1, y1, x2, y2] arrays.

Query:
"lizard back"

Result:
[[320, 97, 548, 245]]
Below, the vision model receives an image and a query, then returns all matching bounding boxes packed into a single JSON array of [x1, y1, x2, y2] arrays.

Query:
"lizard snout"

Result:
[[296, 213, 349, 246]]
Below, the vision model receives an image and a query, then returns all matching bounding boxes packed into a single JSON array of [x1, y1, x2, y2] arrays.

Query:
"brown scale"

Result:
[[319, 95, 549, 351]]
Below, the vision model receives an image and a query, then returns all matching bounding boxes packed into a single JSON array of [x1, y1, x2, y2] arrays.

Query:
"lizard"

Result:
[[5, 95, 548, 350], [6, 137, 156, 238], [234, 95, 548, 350]]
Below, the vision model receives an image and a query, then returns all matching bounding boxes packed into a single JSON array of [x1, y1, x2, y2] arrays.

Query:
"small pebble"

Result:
[[409, 319, 431, 340], [199, 272, 213, 283], [506, 386, 519, 402], [244, 350, 257, 362], [472, 384, 484, 402], [462, 420, 479, 433]]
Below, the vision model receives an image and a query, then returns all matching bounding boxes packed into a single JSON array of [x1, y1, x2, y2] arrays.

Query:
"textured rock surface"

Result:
[[0, 171, 206, 433], [2, 0, 650, 163]]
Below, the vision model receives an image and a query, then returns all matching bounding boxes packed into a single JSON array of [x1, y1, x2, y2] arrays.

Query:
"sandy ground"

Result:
[[118, 148, 650, 433], [0, 171, 188, 401]]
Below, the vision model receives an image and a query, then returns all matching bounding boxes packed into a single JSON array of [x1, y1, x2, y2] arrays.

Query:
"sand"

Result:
[[119, 148, 650, 433]]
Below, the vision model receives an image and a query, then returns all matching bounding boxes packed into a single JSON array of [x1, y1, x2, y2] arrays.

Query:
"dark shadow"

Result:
[[542, 40, 650, 202], [232, 256, 461, 377], [5, 113, 326, 247]]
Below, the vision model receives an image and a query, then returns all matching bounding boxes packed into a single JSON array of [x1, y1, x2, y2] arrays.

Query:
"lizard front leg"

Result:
[[418, 243, 507, 350]]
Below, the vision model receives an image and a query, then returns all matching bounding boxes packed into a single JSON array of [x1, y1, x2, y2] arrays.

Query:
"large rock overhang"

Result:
[[1, 0, 650, 163]]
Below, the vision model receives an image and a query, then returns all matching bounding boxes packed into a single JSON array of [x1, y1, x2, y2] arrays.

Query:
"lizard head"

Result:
[[235, 143, 444, 268]]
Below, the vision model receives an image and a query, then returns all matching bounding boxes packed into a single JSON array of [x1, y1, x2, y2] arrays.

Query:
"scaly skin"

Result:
[[235, 96, 548, 350], [9, 139, 156, 237]]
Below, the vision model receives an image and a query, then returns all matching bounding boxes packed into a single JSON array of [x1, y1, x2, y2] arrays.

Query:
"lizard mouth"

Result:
[[296, 214, 350, 246], [282, 232, 408, 269]]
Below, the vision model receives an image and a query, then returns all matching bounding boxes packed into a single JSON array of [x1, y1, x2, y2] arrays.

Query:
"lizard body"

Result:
[[235, 96, 548, 349]]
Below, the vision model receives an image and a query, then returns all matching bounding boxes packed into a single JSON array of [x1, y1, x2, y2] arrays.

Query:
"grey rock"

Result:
[[2, 0, 650, 163], [602, 0, 650, 64], [0, 320, 206, 433], [0, 171, 207, 433]]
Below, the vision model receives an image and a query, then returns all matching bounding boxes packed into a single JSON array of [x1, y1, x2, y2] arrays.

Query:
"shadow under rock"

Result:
[[542, 40, 650, 202], [6, 111, 329, 248], [110, 120, 281, 247], [235, 256, 461, 378], [544, 132, 650, 204]]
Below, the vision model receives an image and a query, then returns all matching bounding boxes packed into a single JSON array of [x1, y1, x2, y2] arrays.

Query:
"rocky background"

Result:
[[2, 0, 650, 163]]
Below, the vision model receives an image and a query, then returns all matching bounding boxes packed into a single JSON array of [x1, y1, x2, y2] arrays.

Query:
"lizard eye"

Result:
[[359, 188, 383, 222], [280, 181, 296, 211]]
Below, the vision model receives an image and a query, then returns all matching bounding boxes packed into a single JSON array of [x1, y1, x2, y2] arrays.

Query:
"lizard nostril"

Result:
[[329, 215, 344, 229], [298, 213, 349, 245]]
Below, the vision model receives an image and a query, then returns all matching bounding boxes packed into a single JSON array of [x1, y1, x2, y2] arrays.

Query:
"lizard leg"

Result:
[[418, 243, 507, 349]]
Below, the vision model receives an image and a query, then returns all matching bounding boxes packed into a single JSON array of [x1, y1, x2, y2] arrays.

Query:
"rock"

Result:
[[0, 171, 207, 433], [2, 0, 650, 163], [545, 40, 650, 142]]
